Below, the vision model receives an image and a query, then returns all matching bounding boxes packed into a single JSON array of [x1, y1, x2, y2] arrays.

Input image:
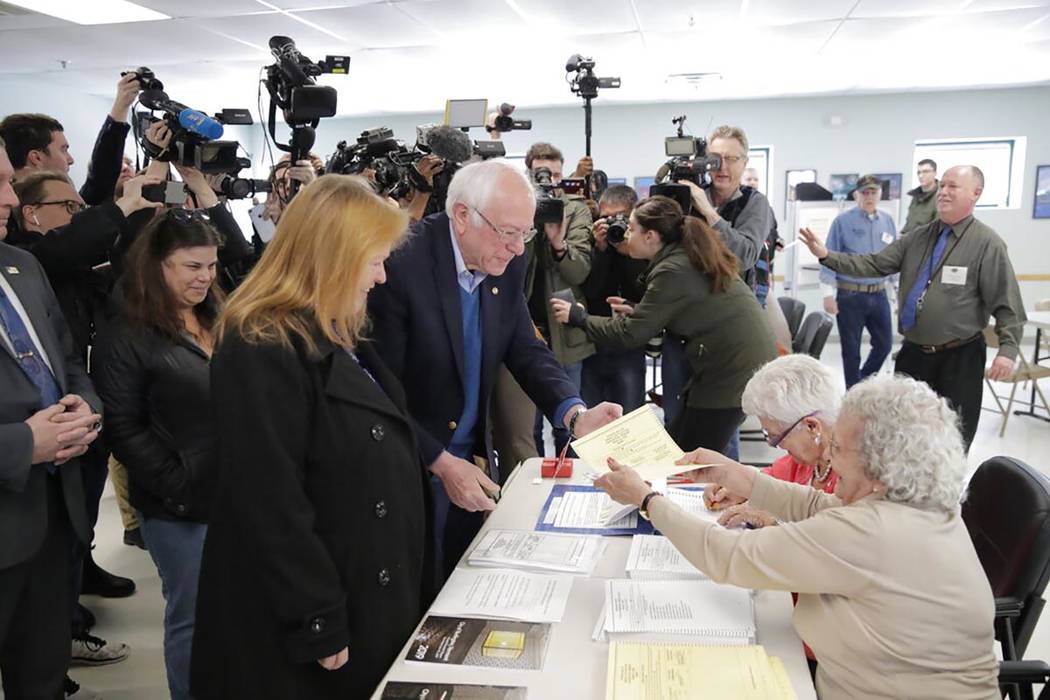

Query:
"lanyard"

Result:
[[916, 219, 972, 308]]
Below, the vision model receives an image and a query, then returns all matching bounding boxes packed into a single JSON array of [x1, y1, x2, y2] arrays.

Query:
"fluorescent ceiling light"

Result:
[[3, 0, 169, 24]]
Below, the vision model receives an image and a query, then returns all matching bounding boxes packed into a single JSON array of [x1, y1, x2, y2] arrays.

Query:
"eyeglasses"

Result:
[[763, 411, 817, 448], [35, 200, 85, 215], [166, 208, 211, 223], [711, 154, 744, 165], [472, 207, 537, 244]]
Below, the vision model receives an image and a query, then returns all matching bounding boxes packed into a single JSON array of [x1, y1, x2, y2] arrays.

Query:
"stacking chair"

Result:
[[790, 312, 834, 359], [777, 296, 806, 340], [982, 326, 1050, 436], [962, 457, 1050, 700]]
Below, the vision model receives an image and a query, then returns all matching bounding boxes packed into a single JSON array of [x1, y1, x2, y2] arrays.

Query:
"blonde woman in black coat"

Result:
[[190, 175, 429, 699]]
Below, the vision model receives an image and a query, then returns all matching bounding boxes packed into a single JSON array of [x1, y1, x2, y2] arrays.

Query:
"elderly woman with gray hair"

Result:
[[706, 354, 842, 528], [596, 374, 998, 700]]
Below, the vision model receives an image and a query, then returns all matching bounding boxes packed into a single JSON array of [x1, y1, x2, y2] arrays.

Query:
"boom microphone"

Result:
[[269, 35, 312, 85], [140, 89, 224, 139], [427, 126, 474, 164]]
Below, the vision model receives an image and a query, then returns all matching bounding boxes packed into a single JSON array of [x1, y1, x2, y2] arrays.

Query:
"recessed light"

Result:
[[3, 0, 169, 25]]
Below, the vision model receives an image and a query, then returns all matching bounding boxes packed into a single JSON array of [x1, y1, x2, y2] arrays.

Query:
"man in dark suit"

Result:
[[370, 160, 621, 576], [0, 140, 103, 698]]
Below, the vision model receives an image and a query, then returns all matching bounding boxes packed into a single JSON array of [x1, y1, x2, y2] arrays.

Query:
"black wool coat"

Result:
[[190, 329, 431, 699]]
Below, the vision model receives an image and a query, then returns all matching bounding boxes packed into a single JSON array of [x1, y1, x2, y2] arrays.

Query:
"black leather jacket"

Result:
[[94, 319, 216, 522]]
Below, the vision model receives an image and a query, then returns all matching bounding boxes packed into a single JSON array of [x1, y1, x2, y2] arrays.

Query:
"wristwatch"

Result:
[[639, 491, 662, 521]]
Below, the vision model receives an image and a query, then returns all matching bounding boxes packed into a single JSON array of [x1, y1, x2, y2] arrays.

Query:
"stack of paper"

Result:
[[605, 642, 798, 700], [536, 485, 654, 536], [429, 568, 574, 624], [625, 535, 708, 581], [602, 486, 721, 527], [598, 579, 755, 644], [468, 529, 606, 576]]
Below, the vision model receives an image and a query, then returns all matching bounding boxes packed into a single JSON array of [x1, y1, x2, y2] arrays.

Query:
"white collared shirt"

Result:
[[448, 219, 488, 294]]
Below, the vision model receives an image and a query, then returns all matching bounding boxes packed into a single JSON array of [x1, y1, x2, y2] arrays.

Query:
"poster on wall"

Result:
[[785, 169, 817, 217], [1035, 165, 1050, 219], [634, 176, 656, 198], [872, 173, 903, 201], [829, 173, 858, 200]]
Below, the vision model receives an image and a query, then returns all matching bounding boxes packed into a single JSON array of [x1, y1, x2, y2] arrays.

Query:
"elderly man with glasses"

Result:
[[369, 160, 622, 581]]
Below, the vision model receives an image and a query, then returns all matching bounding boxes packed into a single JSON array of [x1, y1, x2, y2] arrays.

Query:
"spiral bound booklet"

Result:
[[601, 579, 755, 643]]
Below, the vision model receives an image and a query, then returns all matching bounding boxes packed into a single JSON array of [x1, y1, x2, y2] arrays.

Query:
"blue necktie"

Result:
[[0, 285, 62, 409], [900, 225, 951, 332]]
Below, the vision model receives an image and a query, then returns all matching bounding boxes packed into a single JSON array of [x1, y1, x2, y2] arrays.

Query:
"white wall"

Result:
[[314, 86, 1050, 312]]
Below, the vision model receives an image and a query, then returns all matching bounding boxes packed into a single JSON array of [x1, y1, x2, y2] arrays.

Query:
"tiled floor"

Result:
[[65, 340, 1050, 698]]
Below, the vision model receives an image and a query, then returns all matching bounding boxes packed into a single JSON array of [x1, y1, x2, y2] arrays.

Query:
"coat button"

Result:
[[377, 568, 391, 586], [374, 501, 387, 518], [309, 616, 326, 634], [370, 424, 385, 441], [448, 420, 458, 430], [175, 504, 187, 515]]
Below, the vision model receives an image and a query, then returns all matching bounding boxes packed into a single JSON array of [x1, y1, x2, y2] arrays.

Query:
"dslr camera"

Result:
[[532, 167, 565, 229], [605, 213, 629, 245]]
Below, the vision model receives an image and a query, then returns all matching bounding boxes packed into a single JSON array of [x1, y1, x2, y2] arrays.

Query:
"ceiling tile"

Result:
[[295, 5, 439, 47], [746, 0, 858, 25]]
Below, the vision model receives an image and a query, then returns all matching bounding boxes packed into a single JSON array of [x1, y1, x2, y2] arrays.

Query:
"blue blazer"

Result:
[[369, 212, 578, 472]]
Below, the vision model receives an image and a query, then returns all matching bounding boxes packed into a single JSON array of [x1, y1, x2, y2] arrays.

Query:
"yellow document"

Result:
[[571, 406, 693, 482], [605, 642, 792, 700]]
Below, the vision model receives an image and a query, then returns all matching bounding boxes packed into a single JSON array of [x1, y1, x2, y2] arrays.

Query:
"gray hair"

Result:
[[741, 354, 842, 426], [445, 160, 535, 224], [841, 374, 967, 513]]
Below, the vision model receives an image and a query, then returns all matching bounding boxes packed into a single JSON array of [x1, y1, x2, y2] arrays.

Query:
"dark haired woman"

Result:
[[552, 195, 777, 452], [94, 208, 225, 700]]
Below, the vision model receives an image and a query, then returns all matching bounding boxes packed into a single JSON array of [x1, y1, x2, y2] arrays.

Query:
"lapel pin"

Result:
[[4, 267, 18, 274], [492, 287, 499, 295]]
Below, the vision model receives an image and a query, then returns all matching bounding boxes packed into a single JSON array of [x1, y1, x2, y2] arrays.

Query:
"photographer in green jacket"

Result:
[[551, 195, 777, 453], [522, 142, 594, 455]]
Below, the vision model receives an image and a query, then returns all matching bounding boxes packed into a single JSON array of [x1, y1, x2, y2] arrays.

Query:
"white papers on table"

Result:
[[430, 568, 574, 623], [468, 529, 606, 575], [570, 406, 692, 482], [625, 535, 708, 580], [600, 579, 755, 643], [546, 488, 641, 531], [603, 487, 722, 527]]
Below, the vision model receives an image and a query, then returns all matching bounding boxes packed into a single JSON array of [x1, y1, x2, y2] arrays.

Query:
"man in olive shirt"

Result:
[[800, 165, 1025, 450], [901, 159, 939, 235]]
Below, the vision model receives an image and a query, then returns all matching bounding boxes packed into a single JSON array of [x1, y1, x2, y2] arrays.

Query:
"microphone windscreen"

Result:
[[427, 126, 473, 164], [178, 110, 224, 140]]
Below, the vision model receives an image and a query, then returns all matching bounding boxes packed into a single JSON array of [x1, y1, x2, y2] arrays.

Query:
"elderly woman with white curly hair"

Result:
[[596, 374, 998, 700], [706, 354, 842, 528]]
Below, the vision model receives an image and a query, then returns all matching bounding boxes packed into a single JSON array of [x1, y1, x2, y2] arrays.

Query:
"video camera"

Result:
[[325, 128, 417, 197], [129, 67, 250, 175], [490, 103, 532, 133], [263, 35, 349, 195], [565, 54, 621, 101], [413, 122, 506, 216], [658, 115, 722, 188]]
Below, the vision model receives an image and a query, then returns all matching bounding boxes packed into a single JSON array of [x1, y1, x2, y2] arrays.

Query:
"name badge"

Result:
[[881, 231, 894, 245], [3, 266, 18, 274], [942, 266, 968, 285]]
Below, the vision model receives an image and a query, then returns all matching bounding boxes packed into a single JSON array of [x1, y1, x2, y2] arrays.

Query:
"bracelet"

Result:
[[567, 406, 585, 438], [639, 491, 662, 521]]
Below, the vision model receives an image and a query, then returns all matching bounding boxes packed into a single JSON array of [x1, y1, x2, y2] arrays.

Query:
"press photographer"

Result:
[[675, 124, 772, 283], [580, 184, 649, 412], [523, 141, 594, 456]]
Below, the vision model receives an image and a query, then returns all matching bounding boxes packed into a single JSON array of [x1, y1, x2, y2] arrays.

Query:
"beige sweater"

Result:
[[649, 472, 999, 700]]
